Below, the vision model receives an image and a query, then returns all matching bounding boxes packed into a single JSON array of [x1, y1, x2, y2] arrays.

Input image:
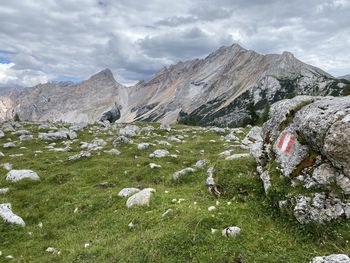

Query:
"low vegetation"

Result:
[[1, 122, 350, 262]]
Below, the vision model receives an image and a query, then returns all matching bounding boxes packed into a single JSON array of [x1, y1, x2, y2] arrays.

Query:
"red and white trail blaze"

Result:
[[277, 132, 295, 153]]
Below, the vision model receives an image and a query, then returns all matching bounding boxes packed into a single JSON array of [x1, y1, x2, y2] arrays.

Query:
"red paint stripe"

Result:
[[277, 132, 287, 149], [285, 135, 295, 153]]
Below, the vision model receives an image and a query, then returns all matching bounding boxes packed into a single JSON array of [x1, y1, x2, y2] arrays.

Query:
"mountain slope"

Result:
[[339, 74, 350, 81], [119, 44, 347, 126], [0, 44, 348, 126], [0, 69, 124, 123]]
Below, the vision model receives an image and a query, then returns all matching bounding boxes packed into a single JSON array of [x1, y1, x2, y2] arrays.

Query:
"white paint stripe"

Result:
[[280, 133, 291, 152]]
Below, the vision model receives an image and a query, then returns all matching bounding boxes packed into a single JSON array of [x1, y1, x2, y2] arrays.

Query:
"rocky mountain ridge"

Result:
[[1, 44, 349, 126]]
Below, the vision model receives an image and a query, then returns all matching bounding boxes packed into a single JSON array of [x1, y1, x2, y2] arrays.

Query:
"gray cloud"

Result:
[[0, 0, 349, 87]]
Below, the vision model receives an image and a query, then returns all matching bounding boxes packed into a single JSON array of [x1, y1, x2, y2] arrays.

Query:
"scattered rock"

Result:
[[195, 159, 209, 169], [126, 188, 155, 208], [225, 153, 251, 160], [150, 149, 169, 158], [68, 151, 91, 161], [119, 125, 140, 137], [0, 188, 10, 194], [6, 170, 40, 182], [3, 142, 15, 148], [118, 188, 140, 197], [19, 134, 33, 142], [222, 226, 241, 238], [0, 203, 25, 226], [172, 167, 196, 180], [137, 143, 151, 150], [310, 254, 350, 263], [0, 162, 12, 170], [149, 163, 161, 169], [46, 247, 59, 254], [161, 208, 173, 218], [113, 136, 133, 145], [104, 149, 121, 156]]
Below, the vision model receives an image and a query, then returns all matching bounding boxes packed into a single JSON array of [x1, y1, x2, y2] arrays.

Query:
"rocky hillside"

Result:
[[1, 45, 349, 126], [0, 69, 124, 123]]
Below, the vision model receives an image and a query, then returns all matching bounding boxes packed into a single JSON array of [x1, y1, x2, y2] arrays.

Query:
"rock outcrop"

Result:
[[254, 95, 350, 224]]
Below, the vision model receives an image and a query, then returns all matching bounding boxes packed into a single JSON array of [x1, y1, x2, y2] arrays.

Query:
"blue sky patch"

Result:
[[0, 57, 11, 64]]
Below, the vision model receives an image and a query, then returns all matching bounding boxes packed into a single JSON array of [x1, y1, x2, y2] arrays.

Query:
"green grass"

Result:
[[1, 122, 350, 262]]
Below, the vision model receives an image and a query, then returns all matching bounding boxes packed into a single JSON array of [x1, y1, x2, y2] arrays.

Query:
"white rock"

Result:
[[177, 198, 186, 204], [168, 136, 181, 143], [222, 226, 241, 238], [218, 150, 232, 157], [104, 149, 121, 156], [172, 167, 196, 180], [6, 170, 40, 182], [126, 188, 155, 208], [118, 188, 140, 197], [158, 140, 171, 146], [224, 133, 239, 141], [137, 143, 151, 150], [161, 209, 173, 218], [0, 162, 12, 170], [0, 188, 10, 194], [149, 163, 161, 169], [68, 151, 91, 161], [150, 149, 169, 158], [225, 153, 251, 160], [195, 159, 210, 169], [311, 254, 350, 263], [0, 203, 25, 226], [46, 247, 58, 253], [19, 134, 33, 142], [119, 125, 140, 137], [3, 142, 15, 148]]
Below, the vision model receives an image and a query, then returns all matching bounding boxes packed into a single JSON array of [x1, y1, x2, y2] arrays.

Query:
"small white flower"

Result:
[[208, 206, 216, 212]]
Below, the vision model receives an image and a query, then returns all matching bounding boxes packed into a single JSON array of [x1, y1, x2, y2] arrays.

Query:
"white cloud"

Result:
[[0, 62, 49, 87], [0, 0, 349, 86]]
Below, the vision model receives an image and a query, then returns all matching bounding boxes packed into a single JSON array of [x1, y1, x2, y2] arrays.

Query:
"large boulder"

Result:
[[100, 104, 121, 123], [126, 188, 155, 208], [255, 95, 350, 224]]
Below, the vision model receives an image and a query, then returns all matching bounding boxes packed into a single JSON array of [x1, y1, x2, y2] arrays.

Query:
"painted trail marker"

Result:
[[277, 132, 295, 153]]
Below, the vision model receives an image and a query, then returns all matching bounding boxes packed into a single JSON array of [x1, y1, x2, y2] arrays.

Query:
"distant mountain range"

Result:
[[339, 74, 350, 81], [1, 44, 349, 127]]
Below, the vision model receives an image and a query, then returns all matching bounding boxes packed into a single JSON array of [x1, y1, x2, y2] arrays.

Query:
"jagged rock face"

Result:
[[122, 44, 347, 126], [0, 69, 124, 123], [1, 45, 348, 125], [254, 95, 350, 224]]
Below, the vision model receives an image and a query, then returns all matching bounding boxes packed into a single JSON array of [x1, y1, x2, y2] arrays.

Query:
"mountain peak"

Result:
[[281, 51, 295, 59], [89, 68, 115, 82]]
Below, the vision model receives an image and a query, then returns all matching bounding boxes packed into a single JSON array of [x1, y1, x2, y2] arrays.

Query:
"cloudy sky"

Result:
[[0, 0, 349, 87]]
